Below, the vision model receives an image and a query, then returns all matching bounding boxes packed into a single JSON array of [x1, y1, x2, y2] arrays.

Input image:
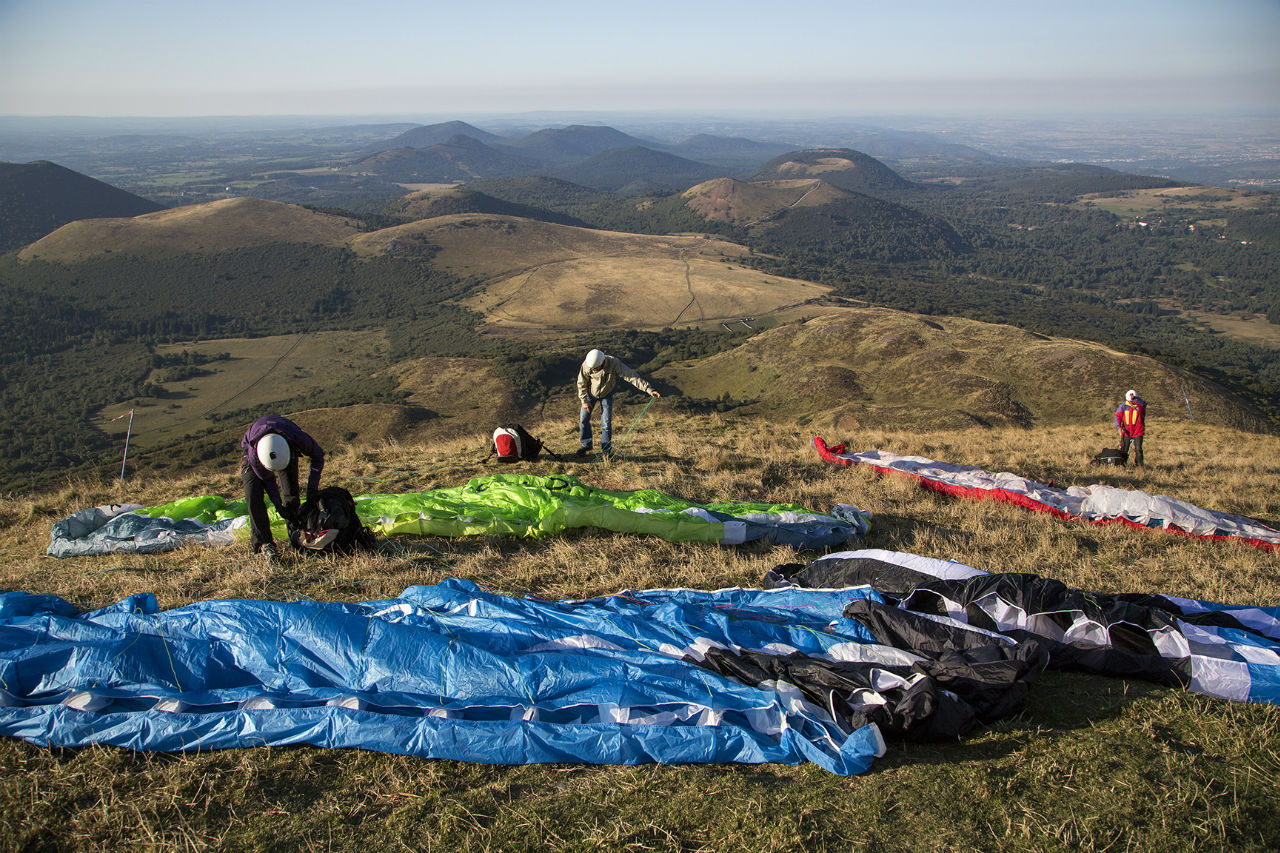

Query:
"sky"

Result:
[[1, 0, 1278, 118]]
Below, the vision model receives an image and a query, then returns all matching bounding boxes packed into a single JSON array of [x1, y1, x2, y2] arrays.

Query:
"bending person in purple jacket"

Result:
[[240, 414, 325, 562]]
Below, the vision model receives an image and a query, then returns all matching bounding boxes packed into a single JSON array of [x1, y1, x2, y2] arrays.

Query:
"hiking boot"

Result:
[[260, 543, 280, 566], [574, 446, 591, 457]]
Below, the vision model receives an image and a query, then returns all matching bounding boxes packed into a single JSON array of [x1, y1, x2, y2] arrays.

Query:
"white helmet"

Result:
[[1126, 389, 1138, 401], [257, 433, 291, 471], [584, 349, 606, 370]]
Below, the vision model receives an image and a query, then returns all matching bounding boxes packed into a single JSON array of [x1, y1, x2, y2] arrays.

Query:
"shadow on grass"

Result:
[[874, 668, 1167, 771], [858, 512, 974, 548]]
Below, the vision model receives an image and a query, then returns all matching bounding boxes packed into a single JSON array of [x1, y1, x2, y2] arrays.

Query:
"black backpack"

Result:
[[484, 424, 559, 463], [290, 486, 377, 554], [1091, 448, 1128, 466]]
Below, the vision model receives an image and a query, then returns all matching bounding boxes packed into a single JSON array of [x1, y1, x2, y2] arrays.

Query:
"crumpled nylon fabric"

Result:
[[812, 438, 1280, 550], [48, 474, 871, 558], [0, 580, 888, 775]]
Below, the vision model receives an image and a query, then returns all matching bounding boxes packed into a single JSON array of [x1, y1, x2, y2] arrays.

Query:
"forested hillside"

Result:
[[380, 187, 589, 227], [0, 160, 164, 252], [736, 183, 1280, 418], [347, 137, 541, 183], [0, 248, 475, 489]]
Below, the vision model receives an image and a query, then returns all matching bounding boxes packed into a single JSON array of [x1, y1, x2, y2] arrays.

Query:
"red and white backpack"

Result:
[[488, 424, 549, 463]]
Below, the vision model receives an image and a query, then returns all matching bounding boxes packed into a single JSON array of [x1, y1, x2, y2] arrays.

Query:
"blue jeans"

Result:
[[579, 394, 613, 451]]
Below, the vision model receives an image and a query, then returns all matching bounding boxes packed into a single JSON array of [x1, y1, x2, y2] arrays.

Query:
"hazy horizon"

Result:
[[2, 0, 1277, 119]]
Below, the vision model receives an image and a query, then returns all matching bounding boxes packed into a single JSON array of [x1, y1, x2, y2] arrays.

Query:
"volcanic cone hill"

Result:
[[655, 308, 1263, 432], [346, 136, 541, 183], [507, 125, 655, 162], [751, 148, 914, 195], [0, 160, 165, 253], [681, 177, 856, 224], [381, 186, 587, 227], [365, 120, 506, 154], [19, 197, 361, 260]]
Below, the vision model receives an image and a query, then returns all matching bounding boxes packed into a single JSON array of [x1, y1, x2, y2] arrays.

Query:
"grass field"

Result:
[[93, 330, 390, 451], [1181, 310, 1280, 349], [1074, 186, 1270, 219], [2, 413, 1278, 851], [350, 213, 828, 331]]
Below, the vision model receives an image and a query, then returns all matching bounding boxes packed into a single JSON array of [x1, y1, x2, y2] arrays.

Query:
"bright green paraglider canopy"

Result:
[[50, 474, 871, 557]]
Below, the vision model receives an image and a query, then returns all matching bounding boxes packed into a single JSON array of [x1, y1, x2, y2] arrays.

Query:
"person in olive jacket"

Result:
[[575, 349, 659, 459]]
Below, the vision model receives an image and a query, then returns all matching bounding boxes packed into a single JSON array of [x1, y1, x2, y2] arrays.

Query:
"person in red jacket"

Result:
[[1115, 389, 1146, 466]]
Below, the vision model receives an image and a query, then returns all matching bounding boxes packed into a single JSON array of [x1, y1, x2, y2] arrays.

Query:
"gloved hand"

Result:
[[282, 500, 301, 529]]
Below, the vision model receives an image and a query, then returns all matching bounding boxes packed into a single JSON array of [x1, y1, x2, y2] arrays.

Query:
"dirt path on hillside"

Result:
[[670, 250, 703, 325], [198, 333, 309, 420]]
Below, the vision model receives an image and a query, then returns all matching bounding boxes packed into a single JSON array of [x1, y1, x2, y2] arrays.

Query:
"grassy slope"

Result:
[[18, 197, 361, 260], [350, 213, 828, 332], [2, 413, 1278, 851], [65, 303, 1274, 512], [681, 178, 855, 224], [95, 330, 392, 450], [657, 308, 1265, 432]]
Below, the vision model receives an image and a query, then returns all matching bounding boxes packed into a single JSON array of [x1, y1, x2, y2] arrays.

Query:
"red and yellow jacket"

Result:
[[1115, 400, 1146, 437]]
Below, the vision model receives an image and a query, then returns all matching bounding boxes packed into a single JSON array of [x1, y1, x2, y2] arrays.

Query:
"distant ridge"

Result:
[[347, 136, 540, 183], [0, 160, 165, 253], [662, 135, 797, 170], [381, 186, 588, 227], [508, 125, 656, 163], [751, 148, 912, 195], [365, 121, 504, 154], [826, 130, 999, 163], [550, 146, 725, 194]]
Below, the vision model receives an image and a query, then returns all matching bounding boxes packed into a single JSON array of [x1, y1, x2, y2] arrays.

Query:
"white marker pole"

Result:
[[118, 409, 135, 480]]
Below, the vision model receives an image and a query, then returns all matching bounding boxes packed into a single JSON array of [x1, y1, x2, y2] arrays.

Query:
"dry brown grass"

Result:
[[657, 309, 1267, 433], [347, 213, 826, 332], [1181, 309, 1280, 349], [18, 198, 360, 261], [681, 178, 853, 224], [3, 412, 1279, 850], [7, 413, 1278, 608]]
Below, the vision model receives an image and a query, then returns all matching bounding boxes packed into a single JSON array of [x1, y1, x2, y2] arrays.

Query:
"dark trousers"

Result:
[[242, 458, 299, 551], [1120, 434, 1144, 466]]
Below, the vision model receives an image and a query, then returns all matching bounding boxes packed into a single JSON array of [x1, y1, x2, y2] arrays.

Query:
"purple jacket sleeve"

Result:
[[241, 415, 325, 509]]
